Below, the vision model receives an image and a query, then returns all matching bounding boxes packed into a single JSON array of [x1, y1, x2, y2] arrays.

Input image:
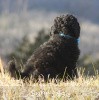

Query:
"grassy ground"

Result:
[[0, 59, 99, 100]]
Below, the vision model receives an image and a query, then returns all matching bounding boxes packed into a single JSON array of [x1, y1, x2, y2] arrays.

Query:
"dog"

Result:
[[8, 14, 80, 81]]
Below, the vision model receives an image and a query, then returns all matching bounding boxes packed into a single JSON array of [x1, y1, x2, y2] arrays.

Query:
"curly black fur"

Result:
[[51, 14, 80, 38], [8, 14, 80, 81]]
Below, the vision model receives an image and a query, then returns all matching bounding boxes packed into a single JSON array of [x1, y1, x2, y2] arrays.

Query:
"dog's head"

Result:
[[51, 14, 80, 39]]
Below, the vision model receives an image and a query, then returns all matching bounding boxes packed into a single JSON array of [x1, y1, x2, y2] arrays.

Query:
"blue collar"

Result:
[[59, 32, 80, 44]]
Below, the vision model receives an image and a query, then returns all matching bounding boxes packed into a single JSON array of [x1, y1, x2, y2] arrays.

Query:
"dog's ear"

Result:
[[67, 14, 80, 38]]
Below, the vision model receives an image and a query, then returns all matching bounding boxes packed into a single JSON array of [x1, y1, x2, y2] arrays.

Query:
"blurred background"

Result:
[[0, 0, 99, 75]]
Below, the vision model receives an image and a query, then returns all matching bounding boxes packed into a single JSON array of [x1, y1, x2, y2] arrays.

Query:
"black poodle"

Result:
[[8, 14, 80, 81]]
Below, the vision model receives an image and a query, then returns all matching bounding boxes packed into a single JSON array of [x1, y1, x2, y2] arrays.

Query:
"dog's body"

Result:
[[9, 14, 80, 80]]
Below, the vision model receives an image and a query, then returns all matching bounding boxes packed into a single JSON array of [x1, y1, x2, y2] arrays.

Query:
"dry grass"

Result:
[[0, 59, 99, 100]]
